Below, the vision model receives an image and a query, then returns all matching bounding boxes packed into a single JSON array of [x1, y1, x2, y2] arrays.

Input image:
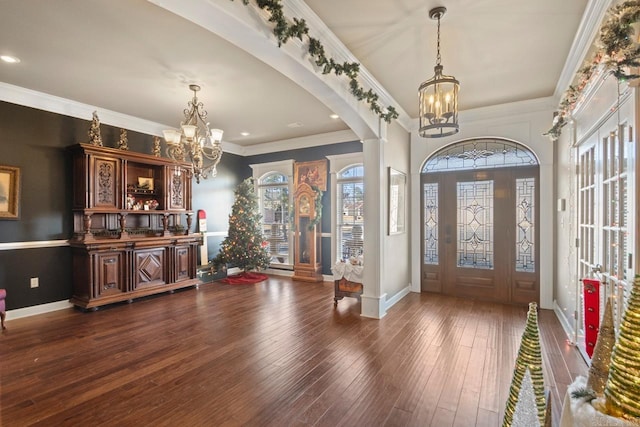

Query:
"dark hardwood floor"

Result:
[[0, 276, 587, 426]]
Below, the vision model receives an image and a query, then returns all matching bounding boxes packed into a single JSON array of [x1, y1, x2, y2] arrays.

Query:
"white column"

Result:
[[410, 170, 422, 293], [361, 123, 387, 319], [328, 163, 338, 265]]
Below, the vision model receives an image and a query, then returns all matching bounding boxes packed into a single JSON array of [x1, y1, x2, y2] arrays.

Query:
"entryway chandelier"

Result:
[[162, 84, 224, 183], [418, 6, 459, 138]]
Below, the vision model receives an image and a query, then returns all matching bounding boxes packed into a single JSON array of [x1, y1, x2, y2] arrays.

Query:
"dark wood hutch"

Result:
[[69, 143, 202, 309]]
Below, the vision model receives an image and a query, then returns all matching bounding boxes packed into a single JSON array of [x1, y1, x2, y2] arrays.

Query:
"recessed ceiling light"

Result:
[[287, 122, 304, 128], [329, 114, 339, 119], [1, 55, 20, 64], [240, 132, 250, 137]]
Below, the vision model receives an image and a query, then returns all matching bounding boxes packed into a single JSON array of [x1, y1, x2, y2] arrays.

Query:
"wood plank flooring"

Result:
[[0, 276, 587, 426]]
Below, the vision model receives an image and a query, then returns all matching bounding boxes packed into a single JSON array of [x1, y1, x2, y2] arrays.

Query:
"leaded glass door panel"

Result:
[[421, 166, 539, 305]]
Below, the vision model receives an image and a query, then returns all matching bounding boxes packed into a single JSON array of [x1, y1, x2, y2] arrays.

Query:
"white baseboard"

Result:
[[385, 285, 411, 311], [553, 300, 576, 345], [7, 300, 74, 321], [264, 268, 294, 277], [361, 293, 388, 319]]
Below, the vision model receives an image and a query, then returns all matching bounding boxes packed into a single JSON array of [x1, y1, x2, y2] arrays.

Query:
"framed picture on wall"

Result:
[[388, 167, 406, 235], [294, 160, 327, 191], [137, 177, 154, 191], [0, 165, 20, 220]]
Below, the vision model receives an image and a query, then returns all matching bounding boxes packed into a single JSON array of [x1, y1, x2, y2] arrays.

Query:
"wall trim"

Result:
[[0, 82, 245, 156], [7, 300, 74, 321], [243, 130, 359, 156], [553, 0, 612, 100], [202, 231, 227, 238], [554, 300, 576, 345], [0, 239, 69, 251], [264, 268, 294, 277], [0, 82, 167, 137], [385, 285, 411, 312], [361, 293, 387, 319]]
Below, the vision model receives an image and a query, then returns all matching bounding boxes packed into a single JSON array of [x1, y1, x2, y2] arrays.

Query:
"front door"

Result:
[[421, 166, 539, 305]]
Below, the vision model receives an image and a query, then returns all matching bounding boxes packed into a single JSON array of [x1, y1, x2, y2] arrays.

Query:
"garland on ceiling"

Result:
[[546, 1, 640, 140], [231, 0, 399, 123]]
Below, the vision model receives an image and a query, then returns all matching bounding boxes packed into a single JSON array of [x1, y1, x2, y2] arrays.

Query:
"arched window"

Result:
[[422, 138, 538, 172], [251, 160, 294, 269], [337, 164, 364, 261]]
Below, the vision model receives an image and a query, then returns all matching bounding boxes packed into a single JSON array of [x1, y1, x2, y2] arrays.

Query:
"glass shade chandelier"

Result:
[[163, 84, 224, 183], [419, 7, 459, 138]]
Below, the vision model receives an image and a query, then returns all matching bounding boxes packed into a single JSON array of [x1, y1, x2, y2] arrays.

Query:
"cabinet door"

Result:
[[175, 246, 191, 282], [167, 168, 192, 210], [133, 248, 166, 289], [94, 252, 126, 297], [91, 156, 121, 209]]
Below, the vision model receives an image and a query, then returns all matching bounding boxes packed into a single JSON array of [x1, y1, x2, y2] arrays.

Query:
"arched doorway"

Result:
[[421, 138, 539, 305]]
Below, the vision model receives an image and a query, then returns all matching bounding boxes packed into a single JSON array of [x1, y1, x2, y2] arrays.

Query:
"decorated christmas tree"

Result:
[[214, 178, 271, 273], [502, 302, 547, 426], [605, 275, 640, 418], [587, 296, 615, 395]]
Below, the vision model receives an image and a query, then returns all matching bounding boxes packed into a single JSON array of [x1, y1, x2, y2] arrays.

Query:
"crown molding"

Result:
[[0, 82, 242, 155], [0, 82, 167, 136], [243, 129, 359, 156], [554, 0, 613, 100]]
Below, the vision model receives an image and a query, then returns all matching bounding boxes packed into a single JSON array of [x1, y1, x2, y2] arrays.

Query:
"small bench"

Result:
[[332, 260, 364, 305], [334, 277, 363, 305]]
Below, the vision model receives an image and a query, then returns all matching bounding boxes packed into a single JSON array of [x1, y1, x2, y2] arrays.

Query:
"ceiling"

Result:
[[0, 0, 592, 150]]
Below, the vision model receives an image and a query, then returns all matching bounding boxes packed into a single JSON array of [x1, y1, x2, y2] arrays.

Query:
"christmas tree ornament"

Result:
[[502, 302, 546, 426], [88, 111, 103, 146], [605, 275, 640, 418], [587, 296, 615, 395], [152, 136, 161, 157], [118, 129, 129, 150]]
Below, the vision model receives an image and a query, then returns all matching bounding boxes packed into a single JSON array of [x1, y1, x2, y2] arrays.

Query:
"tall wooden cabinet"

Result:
[[69, 143, 202, 309]]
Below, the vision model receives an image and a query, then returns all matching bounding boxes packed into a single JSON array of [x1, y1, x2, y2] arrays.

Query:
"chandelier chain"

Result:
[[436, 14, 441, 66], [418, 6, 459, 138]]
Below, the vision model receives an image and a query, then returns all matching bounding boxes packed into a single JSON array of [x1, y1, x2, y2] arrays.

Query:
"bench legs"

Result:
[[0, 311, 5, 330]]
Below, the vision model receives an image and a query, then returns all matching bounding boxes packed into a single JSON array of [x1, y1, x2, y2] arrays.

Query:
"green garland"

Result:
[[308, 185, 323, 230], [231, 0, 399, 123], [546, 1, 640, 139]]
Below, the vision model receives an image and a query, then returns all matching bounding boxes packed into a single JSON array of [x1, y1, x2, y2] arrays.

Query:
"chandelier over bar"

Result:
[[419, 6, 459, 138], [163, 84, 223, 183]]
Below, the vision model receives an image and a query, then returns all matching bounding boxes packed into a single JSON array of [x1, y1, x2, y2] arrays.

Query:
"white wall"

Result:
[[361, 119, 412, 318], [554, 69, 637, 338], [382, 120, 412, 302], [409, 97, 557, 308]]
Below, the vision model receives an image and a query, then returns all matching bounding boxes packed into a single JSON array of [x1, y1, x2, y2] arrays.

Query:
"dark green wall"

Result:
[[193, 153, 252, 261], [246, 141, 363, 274], [0, 100, 361, 310], [0, 101, 249, 310]]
